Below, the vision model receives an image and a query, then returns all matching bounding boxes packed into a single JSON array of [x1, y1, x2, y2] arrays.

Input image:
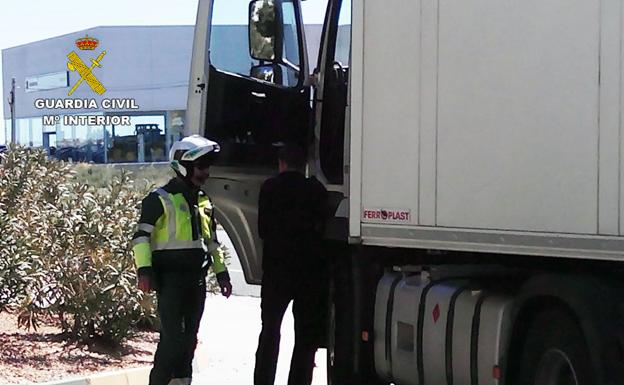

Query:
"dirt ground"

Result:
[[0, 311, 158, 384]]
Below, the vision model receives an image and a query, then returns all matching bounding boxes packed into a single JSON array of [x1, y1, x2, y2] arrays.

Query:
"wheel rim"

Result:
[[534, 348, 579, 385]]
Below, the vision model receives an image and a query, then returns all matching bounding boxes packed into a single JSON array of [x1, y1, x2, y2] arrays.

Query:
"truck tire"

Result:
[[515, 308, 594, 385]]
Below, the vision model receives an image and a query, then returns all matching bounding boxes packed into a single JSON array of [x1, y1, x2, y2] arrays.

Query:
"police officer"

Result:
[[254, 143, 329, 385], [131, 135, 233, 385]]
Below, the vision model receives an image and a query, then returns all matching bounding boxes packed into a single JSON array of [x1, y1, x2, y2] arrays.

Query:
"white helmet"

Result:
[[169, 135, 220, 177]]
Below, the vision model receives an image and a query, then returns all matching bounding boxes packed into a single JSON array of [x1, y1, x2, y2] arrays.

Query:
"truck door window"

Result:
[[336, 0, 351, 66], [205, 0, 312, 168], [282, 4, 299, 68], [319, 0, 351, 184], [210, 0, 257, 76], [281, 1, 301, 85], [210, 0, 302, 88]]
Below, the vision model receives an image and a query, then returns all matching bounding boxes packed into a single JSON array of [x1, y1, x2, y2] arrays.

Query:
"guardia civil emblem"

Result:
[[66, 35, 106, 96]]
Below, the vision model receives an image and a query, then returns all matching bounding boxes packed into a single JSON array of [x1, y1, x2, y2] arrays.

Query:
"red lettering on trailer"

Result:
[[362, 208, 411, 223]]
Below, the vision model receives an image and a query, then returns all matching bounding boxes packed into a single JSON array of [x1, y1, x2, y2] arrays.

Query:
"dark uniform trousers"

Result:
[[149, 272, 207, 385], [254, 269, 327, 385]]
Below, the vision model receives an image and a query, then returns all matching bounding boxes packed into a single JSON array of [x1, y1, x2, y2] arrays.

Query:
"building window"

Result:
[[1, 120, 8, 145], [16, 119, 30, 146], [107, 115, 166, 163], [31, 118, 43, 147], [55, 114, 106, 163]]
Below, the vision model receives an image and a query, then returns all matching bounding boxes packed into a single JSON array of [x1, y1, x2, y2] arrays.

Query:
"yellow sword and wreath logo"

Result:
[[66, 35, 107, 96]]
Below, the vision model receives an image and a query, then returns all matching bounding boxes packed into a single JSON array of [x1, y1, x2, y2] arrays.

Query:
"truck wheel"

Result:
[[326, 298, 336, 385], [515, 308, 594, 385]]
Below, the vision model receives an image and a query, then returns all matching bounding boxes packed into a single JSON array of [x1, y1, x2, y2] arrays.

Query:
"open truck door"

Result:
[[187, 0, 311, 284]]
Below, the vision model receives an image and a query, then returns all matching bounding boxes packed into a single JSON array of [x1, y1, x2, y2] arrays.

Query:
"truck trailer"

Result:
[[187, 0, 624, 384]]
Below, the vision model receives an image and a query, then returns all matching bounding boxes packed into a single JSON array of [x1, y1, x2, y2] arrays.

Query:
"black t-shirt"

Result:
[[258, 171, 329, 275]]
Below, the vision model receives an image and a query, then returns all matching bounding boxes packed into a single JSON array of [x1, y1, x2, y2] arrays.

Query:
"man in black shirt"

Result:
[[254, 144, 329, 385]]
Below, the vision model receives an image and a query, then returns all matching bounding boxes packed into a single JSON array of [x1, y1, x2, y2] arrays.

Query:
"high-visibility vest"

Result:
[[132, 188, 227, 274]]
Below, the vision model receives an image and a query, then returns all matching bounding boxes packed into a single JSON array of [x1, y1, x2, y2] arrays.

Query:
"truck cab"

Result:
[[187, 1, 624, 384], [186, 0, 350, 284]]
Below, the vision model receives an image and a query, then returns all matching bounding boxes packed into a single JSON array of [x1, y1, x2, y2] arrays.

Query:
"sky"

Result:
[[0, 0, 332, 130]]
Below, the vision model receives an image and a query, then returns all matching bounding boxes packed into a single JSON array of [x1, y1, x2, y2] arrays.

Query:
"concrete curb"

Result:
[[36, 366, 150, 385]]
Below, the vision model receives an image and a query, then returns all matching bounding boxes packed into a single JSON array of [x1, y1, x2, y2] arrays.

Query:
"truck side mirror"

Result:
[[250, 63, 283, 84], [249, 0, 283, 62]]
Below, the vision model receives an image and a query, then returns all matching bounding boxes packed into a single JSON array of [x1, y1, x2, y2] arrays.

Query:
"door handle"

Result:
[[251, 92, 266, 98]]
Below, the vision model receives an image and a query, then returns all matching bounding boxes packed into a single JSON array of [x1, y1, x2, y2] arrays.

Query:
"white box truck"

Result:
[[187, 0, 624, 384]]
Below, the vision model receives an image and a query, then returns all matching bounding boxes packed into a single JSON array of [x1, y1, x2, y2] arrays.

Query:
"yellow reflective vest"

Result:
[[131, 180, 227, 276]]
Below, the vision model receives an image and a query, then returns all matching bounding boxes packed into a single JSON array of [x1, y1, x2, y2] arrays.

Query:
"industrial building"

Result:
[[2, 24, 322, 162]]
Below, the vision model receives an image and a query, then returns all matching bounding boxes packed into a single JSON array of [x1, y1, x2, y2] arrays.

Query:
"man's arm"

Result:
[[131, 192, 163, 292]]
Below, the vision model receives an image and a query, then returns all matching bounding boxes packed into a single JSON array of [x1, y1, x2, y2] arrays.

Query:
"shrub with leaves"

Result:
[[34, 171, 156, 343], [0, 146, 152, 344], [0, 146, 64, 314], [72, 162, 173, 191], [0, 146, 230, 345]]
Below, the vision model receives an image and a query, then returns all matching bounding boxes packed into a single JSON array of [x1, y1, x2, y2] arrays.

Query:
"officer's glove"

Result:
[[216, 271, 232, 298], [137, 267, 153, 293]]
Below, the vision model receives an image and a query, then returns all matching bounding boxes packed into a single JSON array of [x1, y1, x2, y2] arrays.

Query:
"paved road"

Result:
[[191, 230, 327, 385], [192, 296, 328, 385]]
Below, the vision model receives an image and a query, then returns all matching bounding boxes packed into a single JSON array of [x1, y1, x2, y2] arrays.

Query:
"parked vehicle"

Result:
[[188, 1, 624, 384], [107, 123, 166, 163]]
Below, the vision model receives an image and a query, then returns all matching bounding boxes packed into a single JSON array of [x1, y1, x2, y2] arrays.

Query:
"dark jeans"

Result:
[[149, 272, 206, 385], [254, 271, 327, 385]]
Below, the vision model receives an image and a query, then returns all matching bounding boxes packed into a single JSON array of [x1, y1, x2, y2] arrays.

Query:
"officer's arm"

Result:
[[131, 193, 163, 279], [209, 218, 230, 282], [208, 217, 232, 298]]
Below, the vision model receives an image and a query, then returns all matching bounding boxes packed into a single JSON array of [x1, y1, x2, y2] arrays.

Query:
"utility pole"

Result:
[[7, 77, 16, 144]]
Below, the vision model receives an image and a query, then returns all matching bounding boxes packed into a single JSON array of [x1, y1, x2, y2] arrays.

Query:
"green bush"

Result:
[[0, 146, 62, 314], [0, 146, 154, 343], [0, 147, 229, 345], [72, 162, 173, 191]]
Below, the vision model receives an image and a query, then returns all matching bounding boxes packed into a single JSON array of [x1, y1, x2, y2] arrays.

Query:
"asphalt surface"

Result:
[[190, 230, 328, 385], [192, 296, 328, 385]]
